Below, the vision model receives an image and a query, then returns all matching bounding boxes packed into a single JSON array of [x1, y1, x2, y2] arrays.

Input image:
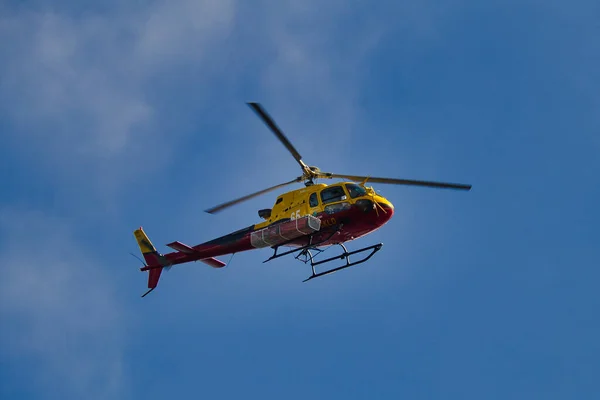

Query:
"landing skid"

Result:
[[300, 243, 383, 282], [263, 227, 383, 281]]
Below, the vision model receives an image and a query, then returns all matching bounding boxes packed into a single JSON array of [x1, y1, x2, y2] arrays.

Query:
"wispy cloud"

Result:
[[0, 1, 235, 194], [0, 2, 238, 397], [0, 209, 126, 399]]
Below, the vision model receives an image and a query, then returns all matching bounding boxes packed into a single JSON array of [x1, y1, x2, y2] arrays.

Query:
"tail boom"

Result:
[[134, 227, 232, 297]]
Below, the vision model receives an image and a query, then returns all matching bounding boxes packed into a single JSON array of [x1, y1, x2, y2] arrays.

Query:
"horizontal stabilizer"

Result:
[[166, 241, 197, 254], [165, 241, 225, 268], [200, 257, 226, 268]]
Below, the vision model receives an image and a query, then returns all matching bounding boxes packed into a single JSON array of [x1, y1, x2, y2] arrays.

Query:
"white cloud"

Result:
[[0, 3, 238, 396], [0, 209, 127, 399], [134, 0, 234, 68], [0, 1, 235, 192], [0, 0, 449, 208]]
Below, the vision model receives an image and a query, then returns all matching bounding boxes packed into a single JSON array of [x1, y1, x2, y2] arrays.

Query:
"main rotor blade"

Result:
[[205, 178, 301, 214], [323, 173, 472, 191], [247, 102, 306, 170]]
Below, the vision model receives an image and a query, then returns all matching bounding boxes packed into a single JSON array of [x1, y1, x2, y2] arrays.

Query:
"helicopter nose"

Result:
[[376, 197, 394, 211], [377, 201, 394, 214], [375, 198, 394, 220]]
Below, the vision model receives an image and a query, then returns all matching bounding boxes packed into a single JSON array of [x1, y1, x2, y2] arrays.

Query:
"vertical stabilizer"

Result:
[[134, 227, 165, 297]]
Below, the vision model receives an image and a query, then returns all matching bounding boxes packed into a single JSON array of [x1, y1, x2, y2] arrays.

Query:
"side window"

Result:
[[320, 186, 347, 205], [309, 193, 319, 207]]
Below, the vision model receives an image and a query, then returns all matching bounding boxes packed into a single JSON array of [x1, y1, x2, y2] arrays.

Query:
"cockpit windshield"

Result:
[[345, 183, 367, 199]]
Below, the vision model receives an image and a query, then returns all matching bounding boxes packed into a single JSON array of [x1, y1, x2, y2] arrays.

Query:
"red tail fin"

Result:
[[145, 268, 163, 297]]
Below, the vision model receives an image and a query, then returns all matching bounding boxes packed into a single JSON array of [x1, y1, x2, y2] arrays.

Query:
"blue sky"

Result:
[[1, 1, 599, 399]]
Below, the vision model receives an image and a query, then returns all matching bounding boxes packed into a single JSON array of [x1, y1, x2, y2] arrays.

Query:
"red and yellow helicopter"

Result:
[[133, 102, 472, 297]]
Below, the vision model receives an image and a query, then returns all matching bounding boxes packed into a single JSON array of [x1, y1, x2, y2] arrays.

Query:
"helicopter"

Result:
[[133, 102, 472, 297]]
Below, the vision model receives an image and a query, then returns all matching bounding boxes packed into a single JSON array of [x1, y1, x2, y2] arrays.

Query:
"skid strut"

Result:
[[263, 227, 340, 263], [263, 226, 383, 281]]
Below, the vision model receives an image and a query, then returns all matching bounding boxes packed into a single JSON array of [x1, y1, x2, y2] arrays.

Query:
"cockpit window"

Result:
[[276, 197, 283, 204], [320, 186, 347, 205], [345, 183, 367, 199], [309, 193, 319, 207]]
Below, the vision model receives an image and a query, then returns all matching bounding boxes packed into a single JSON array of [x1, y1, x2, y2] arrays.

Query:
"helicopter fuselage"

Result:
[[146, 182, 394, 268]]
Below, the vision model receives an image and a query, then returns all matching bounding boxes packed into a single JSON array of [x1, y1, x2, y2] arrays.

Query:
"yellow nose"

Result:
[[373, 195, 394, 210]]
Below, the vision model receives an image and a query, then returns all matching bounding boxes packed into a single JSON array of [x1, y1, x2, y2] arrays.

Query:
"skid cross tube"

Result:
[[303, 243, 383, 282]]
